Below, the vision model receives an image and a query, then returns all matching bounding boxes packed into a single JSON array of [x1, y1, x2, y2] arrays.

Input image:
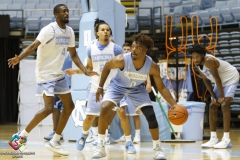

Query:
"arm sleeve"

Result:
[[114, 44, 124, 56]]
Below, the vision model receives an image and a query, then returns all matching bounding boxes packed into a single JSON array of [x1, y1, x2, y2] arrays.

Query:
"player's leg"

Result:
[[213, 83, 237, 149], [132, 115, 141, 144], [76, 93, 102, 150], [116, 106, 136, 154], [44, 95, 63, 141]]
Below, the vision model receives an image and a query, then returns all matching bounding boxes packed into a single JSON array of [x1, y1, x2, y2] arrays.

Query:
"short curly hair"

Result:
[[188, 44, 206, 56], [131, 33, 154, 51]]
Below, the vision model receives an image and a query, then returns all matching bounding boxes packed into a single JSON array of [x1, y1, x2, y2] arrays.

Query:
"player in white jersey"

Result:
[[65, 19, 136, 153], [189, 44, 239, 149], [8, 4, 98, 156], [92, 33, 185, 160]]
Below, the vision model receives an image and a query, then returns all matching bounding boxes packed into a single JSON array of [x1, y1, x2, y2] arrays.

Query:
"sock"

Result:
[[135, 129, 140, 136], [82, 130, 88, 135], [125, 135, 132, 142], [223, 132, 230, 139], [52, 133, 61, 142], [152, 139, 160, 149], [210, 132, 217, 139], [98, 134, 106, 146], [19, 129, 29, 137], [92, 127, 98, 136]]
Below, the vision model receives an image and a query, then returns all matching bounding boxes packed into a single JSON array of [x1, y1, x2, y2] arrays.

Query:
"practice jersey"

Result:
[[112, 52, 152, 88], [36, 22, 75, 83], [198, 54, 239, 86], [87, 40, 123, 93]]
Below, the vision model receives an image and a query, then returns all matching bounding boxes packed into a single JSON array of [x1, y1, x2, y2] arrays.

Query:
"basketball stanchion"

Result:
[[151, 87, 195, 143]]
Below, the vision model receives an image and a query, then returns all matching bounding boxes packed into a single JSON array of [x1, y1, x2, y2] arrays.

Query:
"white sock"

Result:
[[125, 135, 132, 142], [92, 127, 98, 136], [98, 134, 106, 146], [152, 139, 160, 149], [210, 132, 217, 139], [52, 133, 61, 142], [223, 132, 230, 139], [135, 129, 140, 136], [19, 129, 29, 137], [82, 130, 88, 135]]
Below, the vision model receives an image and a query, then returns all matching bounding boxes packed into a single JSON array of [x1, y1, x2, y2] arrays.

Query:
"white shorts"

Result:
[[213, 82, 238, 98], [36, 77, 70, 96]]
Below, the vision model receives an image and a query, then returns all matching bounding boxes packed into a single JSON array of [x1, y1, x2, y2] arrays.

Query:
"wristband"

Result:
[[98, 86, 103, 89]]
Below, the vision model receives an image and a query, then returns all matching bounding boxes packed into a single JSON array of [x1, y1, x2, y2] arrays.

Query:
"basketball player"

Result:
[[65, 19, 136, 153], [8, 4, 98, 156], [189, 44, 239, 149], [92, 33, 185, 159], [122, 42, 131, 53]]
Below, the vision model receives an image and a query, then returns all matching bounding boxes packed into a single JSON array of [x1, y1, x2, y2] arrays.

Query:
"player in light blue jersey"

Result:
[[189, 44, 239, 149], [92, 33, 185, 160], [8, 4, 98, 156]]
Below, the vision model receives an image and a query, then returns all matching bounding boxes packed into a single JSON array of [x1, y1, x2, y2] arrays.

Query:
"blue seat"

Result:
[[219, 0, 237, 23], [12, 0, 26, 4], [26, 0, 39, 4]]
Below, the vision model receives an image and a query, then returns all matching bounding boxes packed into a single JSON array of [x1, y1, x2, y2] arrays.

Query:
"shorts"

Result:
[[120, 96, 140, 116], [213, 82, 238, 98], [54, 95, 64, 110], [36, 77, 70, 96], [85, 93, 103, 116], [86, 82, 91, 101], [103, 82, 152, 114]]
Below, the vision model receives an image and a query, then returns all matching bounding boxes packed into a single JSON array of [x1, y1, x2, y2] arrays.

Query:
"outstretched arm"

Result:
[[149, 62, 178, 107], [8, 40, 40, 68], [68, 47, 98, 76]]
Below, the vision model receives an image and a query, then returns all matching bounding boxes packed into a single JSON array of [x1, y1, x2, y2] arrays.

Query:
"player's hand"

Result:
[[85, 71, 99, 77], [96, 88, 104, 102], [8, 55, 19, 69], [210, 98, 220, 106], [64, 68, 78, 76], [170, 104, 184, 110]]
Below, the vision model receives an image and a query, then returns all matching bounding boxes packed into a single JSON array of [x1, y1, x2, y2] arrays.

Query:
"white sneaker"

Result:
[[86, 131, 95, 143], [45, 140, 69, 156], [154, 144, 167, 160], [91, 146, 106, 159], [114, 135, 125, 142], [213, 138, 232, 149], [201, 138, 218, 148], [133, 135, 140, 144]]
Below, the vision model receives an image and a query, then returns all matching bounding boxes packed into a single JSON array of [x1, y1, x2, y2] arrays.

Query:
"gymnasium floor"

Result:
[[0, 124, 239, 160]]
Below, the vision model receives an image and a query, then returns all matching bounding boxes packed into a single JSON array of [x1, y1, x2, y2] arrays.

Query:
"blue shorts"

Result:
[[36, 77, 70, 96], [54, 95, 64, 110], [120, 96, 140, 116], [213, 82, 238, 98], [103, 82, 152, 114], [85, 93, 103, 116]]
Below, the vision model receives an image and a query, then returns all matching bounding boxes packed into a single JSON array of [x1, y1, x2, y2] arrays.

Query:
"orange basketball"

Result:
[[168, 105, 188, 125]]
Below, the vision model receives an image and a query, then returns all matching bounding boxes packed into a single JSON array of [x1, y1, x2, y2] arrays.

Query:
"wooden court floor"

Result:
[[0, 124, 239, 160]]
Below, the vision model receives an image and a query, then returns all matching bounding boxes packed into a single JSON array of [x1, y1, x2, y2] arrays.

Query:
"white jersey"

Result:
[[90, 41, 116, 93], [198, 54, 239, 86], [36, 22, 75, 83]]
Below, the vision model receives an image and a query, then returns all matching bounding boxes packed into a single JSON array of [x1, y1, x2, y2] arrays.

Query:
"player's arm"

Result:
[[149, 62, 178, 107], [145, 75, 152, 93], [96, 54, 124, 102], [64, 58, 93, 76], [8, 40, 40, 68], [205, 57, 224, 103], [68, 47, 98, 76]]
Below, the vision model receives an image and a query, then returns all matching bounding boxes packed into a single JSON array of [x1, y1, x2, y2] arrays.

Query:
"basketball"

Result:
[[168, 105, 188, 125]]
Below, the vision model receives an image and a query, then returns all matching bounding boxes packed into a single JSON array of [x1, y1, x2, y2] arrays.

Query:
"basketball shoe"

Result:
[[114, 135, 126, 142], [45, 140, 69, 156], [154, 144, 167, 160], [133, 135, 140, 144], [125, 141, 136, 154], [76, 133, 88, 150], [213, 138, 232, 149], [201, 138, 218, 148], [44, 131, 63, 141], [91, 145, 106, 159]]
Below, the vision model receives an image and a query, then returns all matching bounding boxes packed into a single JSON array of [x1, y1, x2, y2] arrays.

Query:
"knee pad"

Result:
[[141, 106, 158, 129]]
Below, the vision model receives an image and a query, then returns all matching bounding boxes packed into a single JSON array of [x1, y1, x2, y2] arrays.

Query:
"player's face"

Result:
[[131, 41, 147, 60], [97, 24, 111, 41], [192, 52, 204, 66], [123, 46, 131, 53], [56, 6, 69, 23]]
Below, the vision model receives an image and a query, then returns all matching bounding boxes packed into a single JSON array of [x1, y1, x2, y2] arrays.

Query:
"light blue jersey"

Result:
[[112, 52, 152, 87], [103, 53, 153, 113]]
